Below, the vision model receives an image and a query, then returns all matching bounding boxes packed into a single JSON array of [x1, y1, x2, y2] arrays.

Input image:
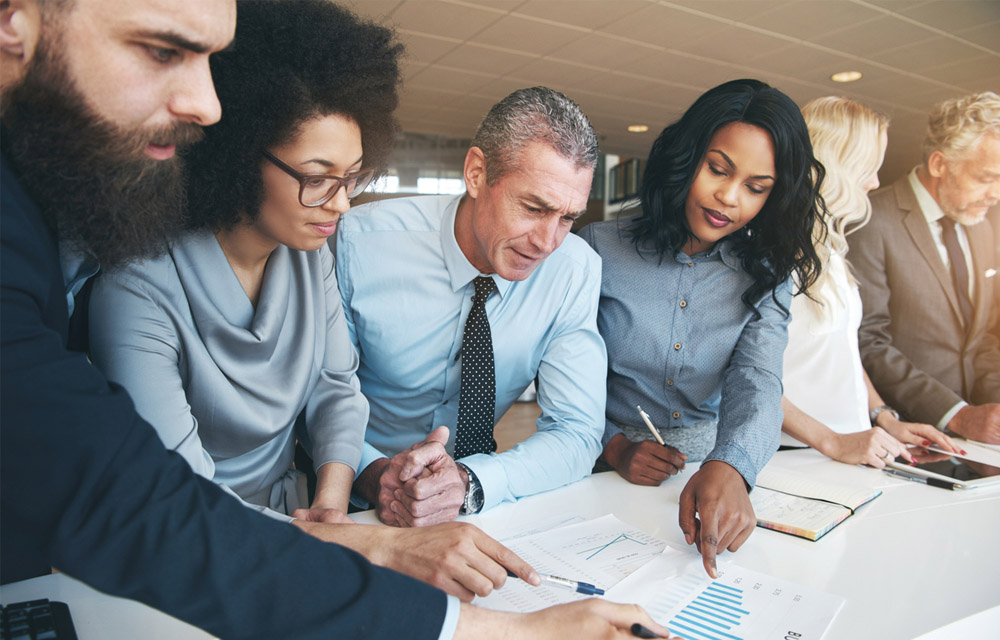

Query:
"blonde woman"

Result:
[[780, 97, 959, 466]]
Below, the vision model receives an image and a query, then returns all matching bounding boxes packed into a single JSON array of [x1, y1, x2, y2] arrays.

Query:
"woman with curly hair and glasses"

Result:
[[88, 0, 401, 526], [780, 97, 959, 465], [579, 79, 824, 578]]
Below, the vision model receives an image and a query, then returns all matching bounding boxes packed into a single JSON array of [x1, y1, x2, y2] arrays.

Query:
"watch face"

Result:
[[469, 484, 484, 513], [460, 466, 485, 515]]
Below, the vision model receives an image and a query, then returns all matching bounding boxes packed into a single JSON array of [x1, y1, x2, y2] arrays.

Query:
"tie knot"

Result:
[[940, 217, 957, 232], [473, 276, 496, 303]]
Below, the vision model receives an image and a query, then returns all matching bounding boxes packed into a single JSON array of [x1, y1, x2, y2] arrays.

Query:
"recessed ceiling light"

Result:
[[627, 124, 649, 133], [831, 71, 863, 83]]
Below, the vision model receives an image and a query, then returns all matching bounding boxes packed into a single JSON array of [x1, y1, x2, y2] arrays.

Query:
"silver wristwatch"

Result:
[[456, 462, 484, 515], [869, 405, 900, 426]]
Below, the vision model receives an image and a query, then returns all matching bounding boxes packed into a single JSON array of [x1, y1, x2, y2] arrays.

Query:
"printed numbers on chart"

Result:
[[793, 594, 802, 602], [752, 582, 762, 591], [733, 577, 742, 585], [784, 633, 802, 639], [772, 588, 782, 596]]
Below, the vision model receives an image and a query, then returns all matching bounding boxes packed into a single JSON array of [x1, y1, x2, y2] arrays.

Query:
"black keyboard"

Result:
[[0, 600, 77, 640]]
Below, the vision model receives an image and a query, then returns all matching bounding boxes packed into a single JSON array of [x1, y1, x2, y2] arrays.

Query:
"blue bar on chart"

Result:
[[669, 581, 749, 640]]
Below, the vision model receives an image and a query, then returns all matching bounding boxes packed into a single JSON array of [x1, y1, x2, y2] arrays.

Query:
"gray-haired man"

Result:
[[335, 87, 608, 528]]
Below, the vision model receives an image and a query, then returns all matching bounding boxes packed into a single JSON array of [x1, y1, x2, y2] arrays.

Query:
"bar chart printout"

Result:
[[606, 550, 845, 640]]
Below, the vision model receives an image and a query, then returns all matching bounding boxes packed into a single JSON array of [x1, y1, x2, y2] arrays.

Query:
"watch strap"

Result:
[[870, 405, 900, 425]]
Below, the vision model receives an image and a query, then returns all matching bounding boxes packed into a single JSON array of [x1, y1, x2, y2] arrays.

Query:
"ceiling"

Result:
[[342, 0, 999, 184]]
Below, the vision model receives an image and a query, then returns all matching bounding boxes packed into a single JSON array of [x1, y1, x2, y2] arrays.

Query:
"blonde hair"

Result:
[[801, 97, 889, 315], [923, 91, 1000, 164]]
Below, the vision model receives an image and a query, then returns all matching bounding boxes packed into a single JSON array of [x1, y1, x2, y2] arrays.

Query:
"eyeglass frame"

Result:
[[262, 150, 375, 207]]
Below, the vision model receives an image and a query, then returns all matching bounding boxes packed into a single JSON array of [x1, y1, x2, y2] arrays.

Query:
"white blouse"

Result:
[[782, 251, 869, 445]]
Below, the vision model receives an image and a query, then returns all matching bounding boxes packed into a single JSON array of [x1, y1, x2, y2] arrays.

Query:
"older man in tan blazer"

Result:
[[850, 91, 1000, 444]]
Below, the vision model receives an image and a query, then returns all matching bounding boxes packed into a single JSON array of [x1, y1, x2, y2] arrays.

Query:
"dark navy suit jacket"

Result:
[[0, 153, 447, 639]]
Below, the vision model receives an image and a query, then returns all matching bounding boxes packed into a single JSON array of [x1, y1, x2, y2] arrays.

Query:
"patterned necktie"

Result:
[[455, 276, 498, 459], [940, 217, 974, 328]]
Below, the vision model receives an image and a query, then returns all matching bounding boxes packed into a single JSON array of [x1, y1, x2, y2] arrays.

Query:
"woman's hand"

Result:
[[823, 427, 913, 468], [602, 434, 686, 486], [678, 460, 755, 579], [877, 415, 963, 455]]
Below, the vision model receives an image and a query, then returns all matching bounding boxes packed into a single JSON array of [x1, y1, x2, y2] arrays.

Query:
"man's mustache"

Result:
[[114, 121, 206, 158]]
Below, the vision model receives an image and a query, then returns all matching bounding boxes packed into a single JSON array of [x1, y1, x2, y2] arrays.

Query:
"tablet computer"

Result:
[[886, 447, 1000, 489]]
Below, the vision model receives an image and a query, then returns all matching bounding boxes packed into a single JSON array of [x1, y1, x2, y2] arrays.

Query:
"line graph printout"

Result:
[[606, 549, 845, 640], [475, 514, 667, 613]]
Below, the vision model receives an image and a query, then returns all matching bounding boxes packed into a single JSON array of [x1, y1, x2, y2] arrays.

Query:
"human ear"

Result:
[[463, 146, 487, 199], [926, 150, 949, 180], [0, 0, 42, 87]]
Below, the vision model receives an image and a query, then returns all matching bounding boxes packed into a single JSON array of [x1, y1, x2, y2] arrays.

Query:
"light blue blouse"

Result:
[[89, 230, 368, 520], [578, 218, 789, 486]]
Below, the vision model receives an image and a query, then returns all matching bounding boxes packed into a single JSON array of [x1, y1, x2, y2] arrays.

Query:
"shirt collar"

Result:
[[674, 237, 741, 271], [908, 166, 945, 224], [58, 240, 99, 317], [440, 194, 512, 298]]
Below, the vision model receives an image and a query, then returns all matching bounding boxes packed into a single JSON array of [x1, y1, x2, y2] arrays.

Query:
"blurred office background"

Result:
[[343, 0, 997, 226]]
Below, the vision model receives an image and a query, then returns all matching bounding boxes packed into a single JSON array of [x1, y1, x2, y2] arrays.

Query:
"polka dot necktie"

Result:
[[455, 276, 498, 459], [940, 218, 974, 329]]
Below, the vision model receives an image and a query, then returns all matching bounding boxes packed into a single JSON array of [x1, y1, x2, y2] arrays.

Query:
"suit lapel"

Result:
[[897, 180, 965, 325]]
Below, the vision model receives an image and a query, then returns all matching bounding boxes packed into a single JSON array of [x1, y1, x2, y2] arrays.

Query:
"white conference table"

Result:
[[2, 448, 998, 639]]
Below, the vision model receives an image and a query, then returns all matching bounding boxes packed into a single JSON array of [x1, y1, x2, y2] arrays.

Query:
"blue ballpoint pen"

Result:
[[506, 569, 606, 596], [539, 573, 605, 596]]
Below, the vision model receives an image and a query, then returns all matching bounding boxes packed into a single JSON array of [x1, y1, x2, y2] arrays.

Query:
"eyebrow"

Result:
[[708, 149, 775, 181], [523, 195, 586, 218], [302, 155, 365, 171], [134, 30, 216, 54]]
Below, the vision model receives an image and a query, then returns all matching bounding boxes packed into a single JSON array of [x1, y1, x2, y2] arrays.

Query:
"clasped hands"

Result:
[[362, 425, 468, 527]]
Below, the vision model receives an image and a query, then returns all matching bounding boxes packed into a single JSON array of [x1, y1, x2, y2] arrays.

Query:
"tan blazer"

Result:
[[849, 176, 1000, 426]]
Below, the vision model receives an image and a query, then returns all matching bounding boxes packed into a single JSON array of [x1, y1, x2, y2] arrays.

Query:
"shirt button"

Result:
[[672, 411, 680, 419], [679, 300, 687, 308], [674, 342, 681, 350], [667, 379, 674, 386]]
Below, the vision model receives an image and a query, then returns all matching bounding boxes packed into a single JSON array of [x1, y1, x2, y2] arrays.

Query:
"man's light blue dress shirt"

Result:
[[579, 218, 789, 487], [335, 194, 607, 511]]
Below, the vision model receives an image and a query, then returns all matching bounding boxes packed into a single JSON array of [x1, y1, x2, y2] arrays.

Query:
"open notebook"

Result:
[[751, 467, 881, 541]]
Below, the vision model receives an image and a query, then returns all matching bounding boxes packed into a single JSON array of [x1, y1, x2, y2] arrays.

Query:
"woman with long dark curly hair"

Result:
[[88, 0, 401, 526], [578, 79, 825, 578]]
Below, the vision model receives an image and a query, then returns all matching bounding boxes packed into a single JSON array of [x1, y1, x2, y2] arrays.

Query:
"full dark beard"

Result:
[[1, 37, 204, 268]]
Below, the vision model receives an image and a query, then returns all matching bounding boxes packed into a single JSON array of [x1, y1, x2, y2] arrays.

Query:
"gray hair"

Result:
[[472, 86, 599, 185], [922, 91, 1000, 164]]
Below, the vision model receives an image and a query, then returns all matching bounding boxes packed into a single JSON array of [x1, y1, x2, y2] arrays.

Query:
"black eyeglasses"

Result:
[[263, 151, 375, 207]]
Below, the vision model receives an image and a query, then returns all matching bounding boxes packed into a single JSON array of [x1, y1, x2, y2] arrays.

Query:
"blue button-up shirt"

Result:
[[579, 218, 788, 487], [335, 194, 607, 511]]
